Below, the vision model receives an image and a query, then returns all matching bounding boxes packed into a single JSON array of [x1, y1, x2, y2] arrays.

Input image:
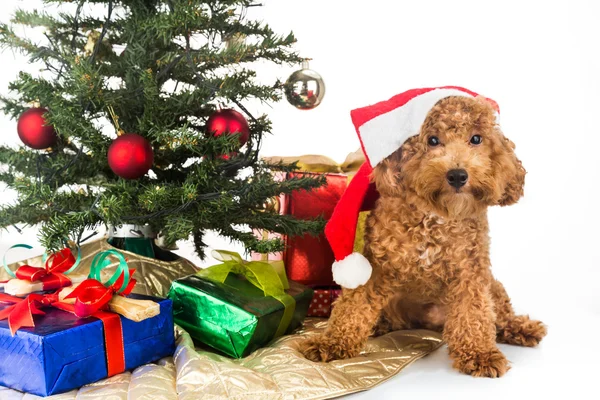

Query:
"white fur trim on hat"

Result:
[[358, 88, 473, 166], [332, 252, 372, 289]]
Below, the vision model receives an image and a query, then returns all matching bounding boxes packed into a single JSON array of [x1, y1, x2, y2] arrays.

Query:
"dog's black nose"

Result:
[[446, 169, 468, 189]]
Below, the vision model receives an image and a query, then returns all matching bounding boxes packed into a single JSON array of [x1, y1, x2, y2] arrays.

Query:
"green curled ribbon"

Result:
[[3, 244, 34, 278], [3, 240, 81, 279], [198, 250, 295, 339], [89, 249, 131, 293]]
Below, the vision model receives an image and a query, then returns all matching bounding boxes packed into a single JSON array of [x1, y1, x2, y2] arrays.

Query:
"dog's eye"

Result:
[[470, 135, 483, 145], [428, 136, 441, 147]]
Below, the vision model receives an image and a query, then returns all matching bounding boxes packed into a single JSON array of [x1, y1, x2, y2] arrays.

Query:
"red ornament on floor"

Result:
[[17, 107, 58, 149], [107, 133, 154, 179], [206, 109, 250, 146]]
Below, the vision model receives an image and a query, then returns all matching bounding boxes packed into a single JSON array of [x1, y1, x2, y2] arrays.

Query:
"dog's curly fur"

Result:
[[299, 96, 546, 377]]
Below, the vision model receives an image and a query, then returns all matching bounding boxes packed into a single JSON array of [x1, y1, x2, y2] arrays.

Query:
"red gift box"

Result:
[[307, 287, 342, 317], [282, 171, 347, 286], [253, 152, 366, 286]]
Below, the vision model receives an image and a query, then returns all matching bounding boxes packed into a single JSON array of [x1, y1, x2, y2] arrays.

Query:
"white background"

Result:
[[1, 0, 599, 399]]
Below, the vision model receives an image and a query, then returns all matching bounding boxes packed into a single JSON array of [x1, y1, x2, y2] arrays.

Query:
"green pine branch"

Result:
[[0, 0, 324, 255]]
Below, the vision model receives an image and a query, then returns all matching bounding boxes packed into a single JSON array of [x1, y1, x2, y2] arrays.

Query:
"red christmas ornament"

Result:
[[206, 109, 250, 146], [107, 133, 154, 179], [17, 108, 58, 149]]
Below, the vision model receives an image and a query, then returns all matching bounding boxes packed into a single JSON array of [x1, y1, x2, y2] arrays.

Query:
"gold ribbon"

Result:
[[263, 149, 365, 175], [198, 250, 295, 338]]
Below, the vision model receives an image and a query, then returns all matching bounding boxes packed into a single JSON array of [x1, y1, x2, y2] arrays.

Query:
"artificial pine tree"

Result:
[[0, 0, 325, 259]]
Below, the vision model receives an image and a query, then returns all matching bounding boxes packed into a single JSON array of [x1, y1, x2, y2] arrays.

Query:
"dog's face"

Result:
[[373, 96, 525, 219]]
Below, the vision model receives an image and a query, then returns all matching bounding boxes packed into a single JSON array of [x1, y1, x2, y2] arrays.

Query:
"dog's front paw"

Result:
[[452, 349, 510, 378], [298, 334, 362, 362], [498, 316, 547, 347]]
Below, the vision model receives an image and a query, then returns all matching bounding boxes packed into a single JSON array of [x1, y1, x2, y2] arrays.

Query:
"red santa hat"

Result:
[[326, 86, 500, 289]]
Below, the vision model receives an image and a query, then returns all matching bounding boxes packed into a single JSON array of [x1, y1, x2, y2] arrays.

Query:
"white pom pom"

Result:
[[332, 252, 372, 289]]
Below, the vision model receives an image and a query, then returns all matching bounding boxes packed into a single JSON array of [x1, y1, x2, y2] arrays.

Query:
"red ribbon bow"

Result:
[[0, 292, 58, 335], [15, 248, 77, 291], [64, 269, 136, 318]]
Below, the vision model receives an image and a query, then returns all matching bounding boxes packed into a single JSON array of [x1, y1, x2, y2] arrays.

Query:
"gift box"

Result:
[[307, 287, 342, 317], [283, 170, 346, 286], [0, 238, 200, 298], [0, 294, 175, 397], [169, 251, 313, 358], [254, 151, 370, 286]]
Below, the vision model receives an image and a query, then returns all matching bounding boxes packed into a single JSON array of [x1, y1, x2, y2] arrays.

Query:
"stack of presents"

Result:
[[0, 151, 367, 396]]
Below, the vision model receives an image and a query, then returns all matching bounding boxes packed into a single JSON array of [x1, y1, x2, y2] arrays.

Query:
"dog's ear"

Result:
[[496, 135, 526, 206], [371, 135, 419, 196]]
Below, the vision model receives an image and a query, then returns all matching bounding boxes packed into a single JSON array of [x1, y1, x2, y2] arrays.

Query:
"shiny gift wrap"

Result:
[[283, 171, 346, 286], [0, 294, 175, 397], [169, 273, 313, 358]]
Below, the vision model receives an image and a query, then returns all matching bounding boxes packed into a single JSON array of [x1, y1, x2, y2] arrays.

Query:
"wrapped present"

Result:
[[1, 243, 87, 298], [168, 250, 313, 358], [307, 286, 342, 317], [0, 237, 200, 298], [0, 250, 175, 397], [254, 150, 371, 286], [282, 170, 346, 286]]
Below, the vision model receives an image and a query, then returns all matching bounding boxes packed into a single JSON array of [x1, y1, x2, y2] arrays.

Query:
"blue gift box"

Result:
[[0, 294, 175, 397]]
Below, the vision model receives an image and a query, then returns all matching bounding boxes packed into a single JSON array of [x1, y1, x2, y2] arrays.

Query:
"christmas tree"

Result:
[[0, 0, 324, 259]]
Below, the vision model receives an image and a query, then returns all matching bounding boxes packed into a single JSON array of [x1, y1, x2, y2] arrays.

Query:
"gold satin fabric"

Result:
[[1, 319, 443, 399]]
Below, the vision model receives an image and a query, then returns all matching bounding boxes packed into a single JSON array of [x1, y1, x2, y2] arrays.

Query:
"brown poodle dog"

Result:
[[299, 96, 546, 377]]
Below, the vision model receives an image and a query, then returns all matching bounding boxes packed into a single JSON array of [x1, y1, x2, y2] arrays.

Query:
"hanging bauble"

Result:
[[17, 107, 58, 149], [107, 133, 154, 179], [206, 109, 250, 146], [284, 60, 325, 110]]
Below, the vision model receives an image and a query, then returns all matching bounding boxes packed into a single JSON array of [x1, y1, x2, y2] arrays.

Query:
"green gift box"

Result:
[[168, 251, 314, 358]]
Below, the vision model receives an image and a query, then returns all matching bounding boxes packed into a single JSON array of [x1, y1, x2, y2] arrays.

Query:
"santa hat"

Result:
[[326, 86, 500, 289]]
